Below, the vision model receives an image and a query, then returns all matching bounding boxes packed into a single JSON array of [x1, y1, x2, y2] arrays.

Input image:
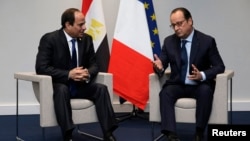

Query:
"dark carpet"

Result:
[[0, 111, 249, 141]]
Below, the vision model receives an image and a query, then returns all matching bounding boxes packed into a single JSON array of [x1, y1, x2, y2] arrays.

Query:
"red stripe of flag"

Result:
[[82, 0, 92, 15]]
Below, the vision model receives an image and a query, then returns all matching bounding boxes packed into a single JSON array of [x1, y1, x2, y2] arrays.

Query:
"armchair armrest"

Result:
[[14, 72, 113, 102], [211, 69, 234, 124], [14, 72, 53, 102], [14, 72, 54, 126], [149, 71, 170, 121], [94, 72, 113, 101]]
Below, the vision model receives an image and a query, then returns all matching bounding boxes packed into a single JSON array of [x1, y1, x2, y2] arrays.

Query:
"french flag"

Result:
[[108, 0, 161, 110]]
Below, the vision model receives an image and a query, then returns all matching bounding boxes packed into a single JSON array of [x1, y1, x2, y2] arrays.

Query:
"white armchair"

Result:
[[14, 72, 113, 140], [149, 70, 234, 140]]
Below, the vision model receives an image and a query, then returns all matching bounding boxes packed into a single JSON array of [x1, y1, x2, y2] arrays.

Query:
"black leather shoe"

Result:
[[166, 134, 180, 141], [193, 133, 204, 141], [63, 128, 74, 141], [64, 139, 72, 141], [64, 136, 72, 141], [104, 134, 116, 141]]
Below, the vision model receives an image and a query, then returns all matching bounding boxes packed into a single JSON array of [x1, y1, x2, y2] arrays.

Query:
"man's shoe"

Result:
[[104, 134, 116, 141], [63, 128, 74, 141], [166, 134, 180, 141], [64, 137, 72, 141], [193, 133, 204, 141]]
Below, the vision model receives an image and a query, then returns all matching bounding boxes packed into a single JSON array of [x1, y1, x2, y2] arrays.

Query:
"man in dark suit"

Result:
[[35, 8, 118, 141], [153, 7, 225, 141]]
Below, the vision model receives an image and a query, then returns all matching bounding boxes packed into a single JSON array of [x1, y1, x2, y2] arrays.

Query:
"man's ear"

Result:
[[65, 22, 73, 29], [188, 18, 193, 25], [65, 21, 72, 29]]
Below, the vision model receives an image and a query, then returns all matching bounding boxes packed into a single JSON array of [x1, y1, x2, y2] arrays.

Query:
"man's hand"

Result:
[[188, 64, 202, 80], [152, 54, 163, 72], [69, 67, 90, 81]]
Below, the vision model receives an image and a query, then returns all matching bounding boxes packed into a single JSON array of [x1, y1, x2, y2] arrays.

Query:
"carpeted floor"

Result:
[[0, 111, 249, 141]]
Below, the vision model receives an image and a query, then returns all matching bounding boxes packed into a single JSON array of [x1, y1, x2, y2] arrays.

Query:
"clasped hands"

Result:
[[152, 54, 202, 81], [69, 66, 90, 82]]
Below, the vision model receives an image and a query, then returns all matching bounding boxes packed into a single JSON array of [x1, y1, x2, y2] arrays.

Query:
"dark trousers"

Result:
[[53, 82, 118, 136], [159, 82, 214, 133]]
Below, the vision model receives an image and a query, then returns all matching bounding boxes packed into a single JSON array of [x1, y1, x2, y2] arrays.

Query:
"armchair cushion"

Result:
[[71, 99, 94, 110], [175, 98, 196, 109]]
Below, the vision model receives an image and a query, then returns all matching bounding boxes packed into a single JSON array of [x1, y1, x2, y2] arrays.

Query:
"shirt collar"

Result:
[[63, 30, 74, 42], [183, 29, 194, 42]]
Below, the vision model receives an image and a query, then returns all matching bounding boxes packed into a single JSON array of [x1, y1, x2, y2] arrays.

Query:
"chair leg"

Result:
[[151, 122, 165, 141], [42, 128, 46, 141], [154, 134, 165, 141], [151, 122, 155, 141], [77, 125, 103, 140], [16, 137, 24, 141]]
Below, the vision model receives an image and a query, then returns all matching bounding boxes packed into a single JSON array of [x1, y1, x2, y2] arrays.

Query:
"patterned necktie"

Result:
[[180, 40, 188, 83], [70, 39, 77, 97]]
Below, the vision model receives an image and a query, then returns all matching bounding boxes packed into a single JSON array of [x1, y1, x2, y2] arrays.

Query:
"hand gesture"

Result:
[[188, 64, 202, 80], [152, 54, 163, 72]]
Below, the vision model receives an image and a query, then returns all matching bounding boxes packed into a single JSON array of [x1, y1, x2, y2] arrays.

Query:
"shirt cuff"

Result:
[[200, 71, 206, 81], [85, 74, 91, 83]]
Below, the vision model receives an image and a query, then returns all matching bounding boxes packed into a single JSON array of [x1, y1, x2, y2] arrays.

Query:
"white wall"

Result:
[[0, 0, 250, 115]]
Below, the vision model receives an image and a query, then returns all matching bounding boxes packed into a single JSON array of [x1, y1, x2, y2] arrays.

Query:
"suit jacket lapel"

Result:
[[189, 30, 199, 67], [174, 37, 182, 70], [59, 29, 73, 67]]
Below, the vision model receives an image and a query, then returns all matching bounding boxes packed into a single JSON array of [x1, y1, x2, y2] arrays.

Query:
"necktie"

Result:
[[70, 39, 77, 97], [180, 40, 188, 83], [71, 39, 77, 68]]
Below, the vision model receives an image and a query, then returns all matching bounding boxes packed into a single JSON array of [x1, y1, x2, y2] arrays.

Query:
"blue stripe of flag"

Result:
[[139, 0, 161, 57]]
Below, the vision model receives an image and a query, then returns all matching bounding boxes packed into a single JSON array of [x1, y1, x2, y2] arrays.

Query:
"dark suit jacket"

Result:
[[158, 30, 225, 87], [35, 28, 98, 85]]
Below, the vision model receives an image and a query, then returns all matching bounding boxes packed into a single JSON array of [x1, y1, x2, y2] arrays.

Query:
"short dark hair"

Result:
[[61, 8, 80, 28], [171, 7, 192, 20]]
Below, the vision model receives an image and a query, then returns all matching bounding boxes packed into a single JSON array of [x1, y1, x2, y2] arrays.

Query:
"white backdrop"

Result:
[[0, 0, 249, 115]]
